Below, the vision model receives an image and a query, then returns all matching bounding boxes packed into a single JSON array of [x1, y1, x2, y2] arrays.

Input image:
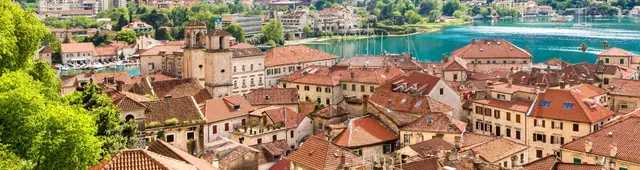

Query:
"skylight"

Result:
[[401, 98, 407, 104], [415, 100, 423, 107], [562, 103, 574, 109], [539, 100, 551, 107]]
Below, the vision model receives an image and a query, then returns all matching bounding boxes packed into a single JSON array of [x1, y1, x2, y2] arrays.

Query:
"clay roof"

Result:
[[279, 66, 341, 86], [88, 149, 197, 170], [264, 45, 337, 67], [395, 158, 440, 170], [461, 133, 496, 149], [568, 84, 606, 98], [337, 66, 404, 84], [245, 88, 299, 105], [607, 79, 640, 97], [529, 88, 614, 123], [185, 21, 207, 27], [95, 46, 117, 56], [139, 45, 183, 56], [204, 136, 259, 167], [522, 155, 558, 170], [286, 136, 364, 170], [61, 42, 95, 53], [40, 46, 53, 54], [466, 63, 527, 74], [333, 116, 398, 148], [450, 39, 532, 59], [164, 41, 185, 46], [408, 138, 454, 158], [489, 83, 536, 94], [203, 95, 256, 123], [469, 137, 529, 163], [617, 65, 638, 79], [251, 140, 291, 165], [314, 105, 348, 119], [384, 54, 424, 72], [91, 71, 136, 84], [147, 140, 218, 170], [375, 71, 444, 95], [473, 99, 532, 113], [141, 78, 211, 104], [544, 58, 570, 67], [143, 96, 205, 126], [269, 159, 291, 170], [264, 107, 306, 129], [108, 91, 151, 111], [299, 102, 316, 115], [400, 112, 466, 134], [561, 117, 640, 164], [337, 56, 387, 68], [555, 163, 602, 170], [122, 21, 152, 29], [230, 43, 256, 49], [232, 47, 264, 58], [599, 47, 635, 57], [369, 91, 453, 114], [511, 70, 561, 88], [442, 57, 468, 71]]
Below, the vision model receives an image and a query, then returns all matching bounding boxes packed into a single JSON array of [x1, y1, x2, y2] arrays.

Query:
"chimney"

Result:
[[442, 54, 449, 63], [507, 78, 513, 88], [560, 81, 566, 89], [526, 46, 530, 53], [387, 100, 392, 109], [471, 38, 476, 44], [585, 138, 593, 153], [350, 72, 355, 79], [363, 95, 369, 112], [610, 142, 618, 157], [385, 66, 390, 73], [116, 80, 124, 92], [437, 146, 445, 162]]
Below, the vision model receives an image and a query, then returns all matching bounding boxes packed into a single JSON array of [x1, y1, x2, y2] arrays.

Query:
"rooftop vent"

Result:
[[608, 132, 614, 137], [427, 117, 433, 123], [264, 95, 270, 100], [480, 48, 483, 52]]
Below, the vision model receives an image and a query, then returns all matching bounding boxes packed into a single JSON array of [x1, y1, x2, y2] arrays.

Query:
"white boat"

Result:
[[573, 23, 592, 27], [93, 63, 104, 69], [60, 66, 70, 71]]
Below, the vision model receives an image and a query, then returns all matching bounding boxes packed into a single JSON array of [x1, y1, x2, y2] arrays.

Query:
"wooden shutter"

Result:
[[542, 120, 546, 127], [560, 122, 563, 130], [551, 136, 555, 144], [533, 133, 537, 141], [534, 119, 537, 126], [542, 135, 547, 143], [561, 137, 565, 144], [552, 122, 555, 129]]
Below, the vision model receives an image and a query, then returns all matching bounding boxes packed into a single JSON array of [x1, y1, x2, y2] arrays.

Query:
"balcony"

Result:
[[230, 122, 287, 137]]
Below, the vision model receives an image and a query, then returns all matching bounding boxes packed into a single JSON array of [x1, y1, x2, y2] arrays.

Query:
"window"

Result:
[[250, 64, 254, 71], [536, 150, 543, 158], [316, 87, 322, 92], [259, 77, 262, 84], [304, 86, 310, 91], [233, 66, 237, 73], [360, 85, 365, 92], [453, 73, 458, 80], [353, 149, 363, 156], [166, 134, 175, 143], [187, 131, 194, 140], [326, 98, 330, 105], [573, 124, 579, 132], [553, 122, 563, 129], [272, 135, 277, 141], [484, 108, 492, 116], [212, 125, 217, 134], [620, 59, 625, 64], [562, 103, 574, 109], [495, 126, 501, 136], [620, 168, 628, 170], [497, 94, 506, 100], [573, 158, 582, 164], [225, 123, 229, 131], [234, 80, 237, 88], [494, 110, 500, 119], [439, 88, 444, 95], [503, 161, 507, 168], [516, 115, 521, 123], [242, 119, 246, 125], [290, 131, 294, 138], [242, 65, 245, 72], [516, 130, 521, 140], [257, 138, 262, 144], [342, 84, 347, 90], [383, 144, 392, 154], [506, 112, 511, 121], [604, 78, 610, 85], [593, 124, 599, 131], [352, 84, 356, 91], [370, 86, 374, 92], [404, 134, 412, 144], [506, 128, 511, 137], [250, 78, 254, 86], [539, 100, 551, 107]]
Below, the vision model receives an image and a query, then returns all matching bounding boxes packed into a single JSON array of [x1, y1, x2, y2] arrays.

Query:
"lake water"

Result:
[[307, 17, 640, 63]]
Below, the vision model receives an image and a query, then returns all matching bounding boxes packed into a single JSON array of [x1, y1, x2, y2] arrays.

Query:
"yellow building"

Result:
[[399, 112, 466, 147], [597, 47, 637, 68], [527, 85, 615, 161], [462, 137, 530, 169], [142, 96, 207, 154], [607, 79, 640, 112], [560, 117, 640, 170], [470, 83, 536, 144]]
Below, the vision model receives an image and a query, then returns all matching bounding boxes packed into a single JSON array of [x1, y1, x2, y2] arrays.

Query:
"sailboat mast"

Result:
[[380, 32, 383, 54]]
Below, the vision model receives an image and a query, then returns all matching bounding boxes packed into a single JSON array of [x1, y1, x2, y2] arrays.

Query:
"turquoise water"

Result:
[[307, 17, 640, 63], [60, 65, 141, 76]]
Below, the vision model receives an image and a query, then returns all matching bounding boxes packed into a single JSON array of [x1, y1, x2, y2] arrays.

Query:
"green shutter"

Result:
[[573, 158, 582, 164], [620, 168, 628, 170]]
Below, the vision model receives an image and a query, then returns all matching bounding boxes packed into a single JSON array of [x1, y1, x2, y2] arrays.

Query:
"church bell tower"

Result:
[[202, 28, 233, 98]]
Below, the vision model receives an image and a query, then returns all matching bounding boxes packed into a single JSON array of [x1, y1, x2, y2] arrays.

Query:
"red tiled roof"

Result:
[[108, 91, 151, 111], [40, 46, 53, 54], [299, 102, 316, 115], [474, 99, 532, 113], [314, 105, 348, 119], [607, 79, 640, 97], [88, 149, 197, 170], [122, 21, 152, 29], [204, 95, 255, 123], [461, 133, 496, 149], [61, 42, 95, 53], [251, 140, 291, 165], [400, 112, 466, 134], [599, 47, 635, 57], [394, 158, 440, 170], [264, 107, 305, 129], [375, 71, 443, 95], [286, 136, 364, 170], [555, 163, 602, 170], [522, 155, 558, 170], [164, 41, 185, 46], [231, 43, 256, 49], [139, 45, 183, 56], [451, 39, 532, 59], [269, 159, 291, 170], [333, 116, 398, 148], [95, 46, 117, 56], [408, 138, 453, 158], [544, 58, 570, 67], [530, 88, 614, 123], [142, 78, 210, 104], [147, 140, 218, 170], [143, 96, 205, 126], [568, 84, 606, 98], [264, 45, 337, 67], [279, 66, 341, 86], [469, 137, 529, 163], [337, 66, 404, 85], [245, 88, 299, 105], [369, 91, 453, 114], [561, 117, 640, 164], [442, 57, 468, 71]]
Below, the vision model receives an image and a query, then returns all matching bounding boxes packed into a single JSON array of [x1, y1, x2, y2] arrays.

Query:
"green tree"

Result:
[[428, 10, 442, 22], [115, 15, 129, 31], [580, 42, 588, 62], [261, 20, 285, 45], [62, 16, 99, 29], [303, 25, 313, 37], [0, 0, 47, 74], [453, 10, 466, 18], [0, 145, 32, 169], [442, 0, 461, 16], [266, 40, 277, 46], [419, 0, 439, 15], [141, 9, 169, 29], [170, 6, 191, 26], [601, 40, 609, 50], [96, 7, 130, 25], [405, 10, 423, 24], [480, 7, 490, 17], [114, 30, 137, 44], [154, 27, 174, 40], [171, 26, 185, 40], [43, 16, 66, 28], [224, 24, 246, 43]]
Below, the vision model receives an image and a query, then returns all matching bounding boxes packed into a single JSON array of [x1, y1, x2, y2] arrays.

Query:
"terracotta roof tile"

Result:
[[230, 43, 256, 49], [286, 136, 364, 170], [408, 138, 453, 158], [232, 47, 264, 58], [333, 116, 398, 148], [511, 70, 561, 88], [185, 21, 207, 27], [489, 83, 536, 94], [450, 39, 532, 59], [269, 159, 291, 170], [122, 21, 152, 29], [95, 46, 118, 56], [599, 47, 635, 57], [143, 96, 205, 126], [336, 56, 387, 68], [204, 136, 259, 168], [147, 140, 218, 170], [607, 79, 640, 97], [384, 54, 424, 72], [61, 42, 95, 53], [143, 78, 210, 104], [561, 117, 640, 164], [245, 88, 299, 105], [555, 163, 602, 170], [164, 41, 185, 46], [337, 66, 404, 84], [461, 133, 496, 149], [264, 45, 337, 67], [394, 158, 440, 170], [374, 71, 443, 95], [314, 105, 348, 119], [264, 107, 305, 129], [108, 91, 151, 111], [544, 58, 570, 67], [522, 155, 558, 170], [88, 149, 197, 170], [530, 88, 614, 123], [400, 112, 466, 134], [40, 46, 53, 54], [299, 102, 316, 115], [204, 95, 255, 122], [369, 91, 453, 114], [279, 66, 341, 86], [251, 140, 291, 165], [442, 57, 468, 71], [139, 45, 183, 56], [469, 137, 529, 163]]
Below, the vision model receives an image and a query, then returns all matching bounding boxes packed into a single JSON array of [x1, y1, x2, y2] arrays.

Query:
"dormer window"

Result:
[[562, 103, 574, 109], [233, 104, 240, 110], [539, 100, 551, 107]]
